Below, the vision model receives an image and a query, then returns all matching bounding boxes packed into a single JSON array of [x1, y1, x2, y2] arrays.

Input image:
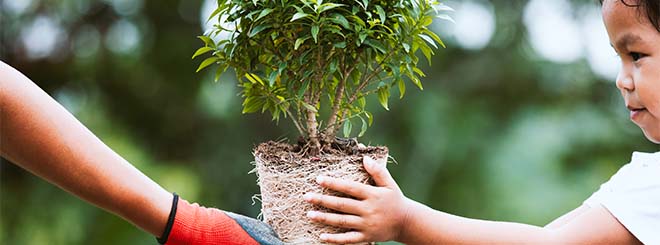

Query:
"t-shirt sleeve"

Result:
[[583, 152, 660, 245]]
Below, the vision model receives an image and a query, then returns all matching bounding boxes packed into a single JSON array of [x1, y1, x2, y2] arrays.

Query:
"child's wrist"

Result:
[[396, 197, 421, 243]]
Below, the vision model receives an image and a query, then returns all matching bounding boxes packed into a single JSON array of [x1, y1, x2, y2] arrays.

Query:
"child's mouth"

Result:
[[628, 106, 647, 120]]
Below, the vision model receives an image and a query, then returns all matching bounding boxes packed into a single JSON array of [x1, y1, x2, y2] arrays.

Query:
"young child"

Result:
[[304, 0, 659, 244], [0, 61, 283, 244]]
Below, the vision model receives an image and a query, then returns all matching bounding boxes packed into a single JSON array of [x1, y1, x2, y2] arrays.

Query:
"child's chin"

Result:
[[643, 130, 660, 144]]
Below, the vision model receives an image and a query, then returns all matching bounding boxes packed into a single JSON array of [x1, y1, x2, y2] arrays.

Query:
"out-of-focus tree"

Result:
[[1, 0, 654, 244]]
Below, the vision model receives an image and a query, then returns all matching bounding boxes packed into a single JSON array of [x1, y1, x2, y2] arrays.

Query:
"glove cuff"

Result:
[[156, 193, 179, 244], [161, 196, 260, 245]]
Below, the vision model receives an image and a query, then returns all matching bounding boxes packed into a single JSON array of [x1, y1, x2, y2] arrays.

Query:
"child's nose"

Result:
[[615, 72, 634, 92]]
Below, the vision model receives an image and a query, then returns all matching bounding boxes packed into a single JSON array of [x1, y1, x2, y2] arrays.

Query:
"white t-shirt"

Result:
[[584, 151, 660, 245]]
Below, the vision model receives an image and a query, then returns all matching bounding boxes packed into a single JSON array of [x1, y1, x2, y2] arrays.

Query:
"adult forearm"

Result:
[[0, 62, 171, 236], [398, 199, 560, 245]]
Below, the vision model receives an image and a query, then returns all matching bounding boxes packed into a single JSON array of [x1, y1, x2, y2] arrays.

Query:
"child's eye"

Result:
[[630, 52, 645, 61]]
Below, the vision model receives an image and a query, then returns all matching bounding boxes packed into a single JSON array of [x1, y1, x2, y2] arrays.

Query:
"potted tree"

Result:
[[193, 0, 450, 243]]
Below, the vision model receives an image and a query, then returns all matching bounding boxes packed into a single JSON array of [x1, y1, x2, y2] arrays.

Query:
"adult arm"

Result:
[[0, 61, 283, 245], [0, 61, 171, 236]]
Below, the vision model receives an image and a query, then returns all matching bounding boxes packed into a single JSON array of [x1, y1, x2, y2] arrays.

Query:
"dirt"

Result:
[[253, 140, 387, 245]]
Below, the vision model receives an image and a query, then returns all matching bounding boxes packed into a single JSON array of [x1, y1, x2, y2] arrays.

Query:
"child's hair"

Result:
[[600, 0, 660, 32]]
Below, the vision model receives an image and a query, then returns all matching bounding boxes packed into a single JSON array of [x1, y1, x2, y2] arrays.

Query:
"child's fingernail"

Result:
[[316, 176, 325, 184], [307, 211, 318, 218], [319, 234, 329, 240], [303, 193, 312, 201]]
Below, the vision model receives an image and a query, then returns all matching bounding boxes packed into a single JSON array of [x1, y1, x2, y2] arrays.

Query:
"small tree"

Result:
[[194, 0, 451, 155]]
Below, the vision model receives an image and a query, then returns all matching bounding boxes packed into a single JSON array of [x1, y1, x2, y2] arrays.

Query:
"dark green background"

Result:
[[1, 0, 655, 244]]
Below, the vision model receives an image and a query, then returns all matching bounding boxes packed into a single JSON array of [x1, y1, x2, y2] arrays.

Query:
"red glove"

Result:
[[158, 194, 282, 245]]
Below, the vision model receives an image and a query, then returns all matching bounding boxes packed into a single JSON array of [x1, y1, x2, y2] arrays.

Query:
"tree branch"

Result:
[[285, 105, 306, 137], [347, 50, 396, 105], [323, 61, 355, 141]]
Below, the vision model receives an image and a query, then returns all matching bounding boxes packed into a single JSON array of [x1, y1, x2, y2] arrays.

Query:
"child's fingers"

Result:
[[363, 156, 396, 188], [307, 211, 364, 229], [319, 231, 367, 244], [315, 175, 371, 199], [303, 193, 364, 214]]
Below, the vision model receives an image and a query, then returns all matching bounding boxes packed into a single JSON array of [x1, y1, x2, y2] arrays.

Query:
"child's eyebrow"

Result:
[[613, 33, 642, 50]]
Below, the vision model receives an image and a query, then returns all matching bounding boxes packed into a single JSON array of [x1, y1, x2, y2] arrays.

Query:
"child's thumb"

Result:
[[363, 156, 395, 188]]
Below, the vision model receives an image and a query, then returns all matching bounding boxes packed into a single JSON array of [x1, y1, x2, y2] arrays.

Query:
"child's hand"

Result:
[[303, 156, 412, 244]]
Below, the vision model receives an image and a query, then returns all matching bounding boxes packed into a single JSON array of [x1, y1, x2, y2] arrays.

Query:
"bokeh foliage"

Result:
[[0, 0, 655, 244]]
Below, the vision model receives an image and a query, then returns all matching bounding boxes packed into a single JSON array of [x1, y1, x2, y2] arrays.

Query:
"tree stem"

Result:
[[324, 63, 355, 142], [286, 107, 306, 137], [347, 50, 396, 104], [304, 84, 320, 155]]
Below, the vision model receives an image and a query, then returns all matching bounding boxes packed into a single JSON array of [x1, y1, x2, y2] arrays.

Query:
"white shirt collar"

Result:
[[631, 151, 660, 165]]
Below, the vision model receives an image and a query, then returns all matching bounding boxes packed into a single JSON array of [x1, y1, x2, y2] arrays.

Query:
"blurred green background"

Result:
[[1, 0, 656, 244]]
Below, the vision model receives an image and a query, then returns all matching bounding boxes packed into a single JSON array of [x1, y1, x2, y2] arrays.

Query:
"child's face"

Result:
[[603, 0, 660, 143]]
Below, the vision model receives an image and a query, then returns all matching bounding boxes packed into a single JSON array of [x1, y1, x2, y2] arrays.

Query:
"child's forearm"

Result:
[[398, 199, 560, 244], [0, 62, 171, 236]]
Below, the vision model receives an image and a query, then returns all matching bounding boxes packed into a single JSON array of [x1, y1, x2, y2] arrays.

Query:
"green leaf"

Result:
[[245, 73, 265, 86], [388, 63, 401, 79], [196, 56, 219, 72], [298, 80, 310, 98], [358, 32, 368, 45], [333, 41, 346, 48], [419, 43, 434, 63], [364, 39, 386, 53], [418, 34, 438, 49], [377, 86, 390, 110], [246, 10, 260, 20], [192, 46, 214, 59], [358, 116, 367, 137], [301, 101, 318, 113], [413, 67, 426, 77], [255, 8, 274, 22], [262, 99, 272, 113], [318, 3, 344, 13], [349, 15, 366, 28], [375, 5, 386, 24], [358, 96, 366, 108], [365, 111, 373, 126], [242, 97, 265, 114], [329, 13, 350, 29], [398, 79, 406, 99], [278, 62, 287, 74], [295, 37, 310, 50], [207, 8, 222, 22], [291, 12, 310, 22], [436, 14, 455, 24], [311, 24, 320, 43], [434, 4, 455, 12], [197, 36, 215, 48], [343, 119, 352, 138], [402, 43, 410, 53], [329, 58, 339, 73], [407, 71, 423, 90], [423, 29, 446, 48], [268, 71, 278, 87], [421, 16, 433, 27], [249, 24, 271, 37]]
